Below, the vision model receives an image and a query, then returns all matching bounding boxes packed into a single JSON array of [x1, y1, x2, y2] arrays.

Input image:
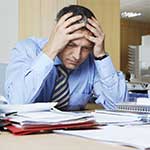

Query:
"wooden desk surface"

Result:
[[0, 131, 135, 150]]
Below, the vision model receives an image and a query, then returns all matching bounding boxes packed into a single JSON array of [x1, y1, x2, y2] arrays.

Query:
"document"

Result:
[[54, 110, 150, 149], [92, 110, 141, 125], [55, 125, 150, 150], [8, 111, 94, 127], [0, 102, 57, 114]]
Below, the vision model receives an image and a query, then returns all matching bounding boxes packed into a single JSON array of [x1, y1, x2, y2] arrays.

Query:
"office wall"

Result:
[[19, 0, 41, 39], [19, 0, 76, 39], [77, 0, 120, 69], [0, 0, 18, 63], [121, 19, 150, 76]]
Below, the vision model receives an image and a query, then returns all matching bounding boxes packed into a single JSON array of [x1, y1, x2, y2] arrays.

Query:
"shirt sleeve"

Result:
[[5, 39, 54, 104], [93, 56, 128, 110]]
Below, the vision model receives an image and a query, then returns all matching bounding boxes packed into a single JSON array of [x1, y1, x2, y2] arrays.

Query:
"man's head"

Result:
[[56, 5, 95, 26], [56, 5, 95, 69]]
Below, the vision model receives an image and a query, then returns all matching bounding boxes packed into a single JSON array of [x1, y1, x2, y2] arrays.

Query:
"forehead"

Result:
[[74, 29, 92, 36], [70, 29, 93, 46]]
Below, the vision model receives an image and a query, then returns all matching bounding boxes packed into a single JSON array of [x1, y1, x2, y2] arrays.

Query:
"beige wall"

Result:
[[77, 0, 120, 69], [19, 0, 41, 39], [40, 0, 77, 38], [121, 19, 150, 77], [19, 0, 76, 39], [19, 0, 120, 69]]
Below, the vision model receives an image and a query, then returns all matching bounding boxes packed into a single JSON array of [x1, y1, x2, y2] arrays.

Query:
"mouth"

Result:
[[67, 59, 80, 65]]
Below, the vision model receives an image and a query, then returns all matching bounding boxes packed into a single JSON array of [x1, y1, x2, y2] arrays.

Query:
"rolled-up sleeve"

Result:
[[5, 39, 54, 104], [93, 56, 128, 110]]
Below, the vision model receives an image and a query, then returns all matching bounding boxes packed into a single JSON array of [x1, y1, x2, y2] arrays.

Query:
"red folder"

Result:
[[6, 121, 97, 135]]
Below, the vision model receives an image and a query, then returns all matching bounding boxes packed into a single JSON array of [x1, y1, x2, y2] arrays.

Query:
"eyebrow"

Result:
[[68, 42, 77, 46], [68, 41, 93, 49], [82, 45, 93, 49]]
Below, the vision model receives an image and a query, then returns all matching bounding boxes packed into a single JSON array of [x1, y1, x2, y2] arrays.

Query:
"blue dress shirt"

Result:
[[5, 37, 128, 110]]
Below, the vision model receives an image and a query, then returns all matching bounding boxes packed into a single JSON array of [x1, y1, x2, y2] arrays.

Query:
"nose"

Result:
[[72, 47, 81, 61]]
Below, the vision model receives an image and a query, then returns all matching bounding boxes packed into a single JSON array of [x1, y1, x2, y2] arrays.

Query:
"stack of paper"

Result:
[[0, 102, 56, 131], [0, 103, 96, 135], [5, 110, 96, 135]]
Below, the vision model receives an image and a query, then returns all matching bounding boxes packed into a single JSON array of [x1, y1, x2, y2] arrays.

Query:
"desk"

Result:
[[0, 131, 135, 150]]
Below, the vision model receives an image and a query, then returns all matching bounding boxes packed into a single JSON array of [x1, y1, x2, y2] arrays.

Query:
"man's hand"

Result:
[[43, 13, 85, 60], [85, 17, 106, 58]]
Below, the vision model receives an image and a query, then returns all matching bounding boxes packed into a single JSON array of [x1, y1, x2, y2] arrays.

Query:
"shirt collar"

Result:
[[54, 56, 63, 66]]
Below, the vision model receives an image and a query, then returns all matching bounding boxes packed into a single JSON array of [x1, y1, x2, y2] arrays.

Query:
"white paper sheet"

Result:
[[9, 111, 94, 124], [92, 110, 141, 124], [0, 102, 57, 113], [55, 125, 150, 150]]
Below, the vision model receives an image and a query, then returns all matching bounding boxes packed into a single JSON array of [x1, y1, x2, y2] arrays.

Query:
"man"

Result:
[[5, 5, 127, 110]]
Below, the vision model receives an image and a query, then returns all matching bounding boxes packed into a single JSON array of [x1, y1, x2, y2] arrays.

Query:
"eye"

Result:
[[67, 43, 76, 48], [82, 47, 91, 52]]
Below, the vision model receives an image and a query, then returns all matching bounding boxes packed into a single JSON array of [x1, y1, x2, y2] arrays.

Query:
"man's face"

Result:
[[58, 29, 93, 69]]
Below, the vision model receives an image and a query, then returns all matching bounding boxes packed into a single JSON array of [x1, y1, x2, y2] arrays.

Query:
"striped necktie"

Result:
[[51, 65, 70, 110]]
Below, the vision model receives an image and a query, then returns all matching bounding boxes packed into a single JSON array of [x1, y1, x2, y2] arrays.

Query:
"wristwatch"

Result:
[[94, 53, 108, 60]]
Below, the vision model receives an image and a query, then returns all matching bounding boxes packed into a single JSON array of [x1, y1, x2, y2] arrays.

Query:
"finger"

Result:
[[88, 18, 103, 34], [57, 12, 73, 27], [63, 15, 82, 28], [92, 17, 99, 26], [66, 22, 85, 33], [86, 23, 99, 37], [84, 35, 96, 43], [68, 33, 84, 41]]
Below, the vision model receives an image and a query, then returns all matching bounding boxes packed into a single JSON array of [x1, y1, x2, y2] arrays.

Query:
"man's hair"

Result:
[[56, 5, 96, 24]]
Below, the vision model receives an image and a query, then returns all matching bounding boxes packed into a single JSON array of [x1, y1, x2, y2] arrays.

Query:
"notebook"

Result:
[[116, 101, 150, 113]]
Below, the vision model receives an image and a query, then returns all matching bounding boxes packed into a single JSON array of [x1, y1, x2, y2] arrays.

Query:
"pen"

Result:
[[5, 111, 17, 116], [0, 112, 17, 120]]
